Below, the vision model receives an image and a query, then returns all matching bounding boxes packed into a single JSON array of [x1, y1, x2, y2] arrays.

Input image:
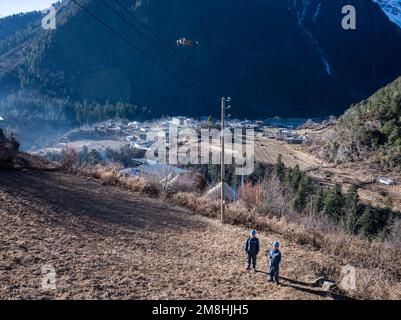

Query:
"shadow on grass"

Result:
[[280, 282, 353, 300], [255, 271, 353, 300]]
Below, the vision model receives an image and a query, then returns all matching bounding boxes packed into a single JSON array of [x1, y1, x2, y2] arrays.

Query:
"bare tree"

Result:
[[257, 174, 291, 217]]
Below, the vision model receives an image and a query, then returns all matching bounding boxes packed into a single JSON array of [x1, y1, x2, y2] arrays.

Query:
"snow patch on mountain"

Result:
[[294, 0, 332, 76], [371, 0, 401, 28], [313, 2, 321, 24]]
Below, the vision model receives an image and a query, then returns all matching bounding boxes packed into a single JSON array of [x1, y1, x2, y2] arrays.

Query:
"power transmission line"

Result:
[[110, 0, 203, 82], [111, 0, 173, 51], [99, 0, 191, 77], [2, 10, 186, 110], [70, 0, 195, 90], [3, 1, 210, 117]]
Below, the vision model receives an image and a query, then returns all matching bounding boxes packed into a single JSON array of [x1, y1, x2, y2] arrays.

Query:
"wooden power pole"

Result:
[[221, 97, 225, 223], [220, 96, 231, 223]]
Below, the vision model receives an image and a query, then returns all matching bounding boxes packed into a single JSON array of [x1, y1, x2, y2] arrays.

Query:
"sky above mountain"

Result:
[[0, 0, 55, 17]]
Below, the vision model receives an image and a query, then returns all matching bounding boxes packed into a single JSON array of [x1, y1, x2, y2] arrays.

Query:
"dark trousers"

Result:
[[269, 267, 280, 283], [246, 254, 257, 270]]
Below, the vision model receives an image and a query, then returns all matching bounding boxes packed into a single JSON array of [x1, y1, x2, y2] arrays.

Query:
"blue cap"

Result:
[[251, 229, 256, 235], [274, 241, 280, 247]]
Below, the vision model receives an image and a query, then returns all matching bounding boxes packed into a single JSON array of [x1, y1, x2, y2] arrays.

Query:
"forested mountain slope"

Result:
[[1, 0, 401, 120]]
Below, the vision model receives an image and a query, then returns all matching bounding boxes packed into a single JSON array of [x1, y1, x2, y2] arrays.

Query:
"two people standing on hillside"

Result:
[[244, 230, 282, 285]]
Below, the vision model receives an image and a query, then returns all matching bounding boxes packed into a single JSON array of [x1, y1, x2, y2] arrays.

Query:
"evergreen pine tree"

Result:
[[344, 184, 359, 234], [358, 205, 376, 238], [88, 149, 102, 164], [208, 164, 220, 184], [323, 183, 345, 221], [292, 175, 312, 212], [284, 167, 293, 186], [207, 115, 215, 128], [274, 154, 285, 181], [291, 164, 302, 191], [80, 145, 89, 164], [314, 187, 325, 214]]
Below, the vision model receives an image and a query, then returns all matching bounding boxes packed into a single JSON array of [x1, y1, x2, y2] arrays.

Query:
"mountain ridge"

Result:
[[1, 0, 401, 120]]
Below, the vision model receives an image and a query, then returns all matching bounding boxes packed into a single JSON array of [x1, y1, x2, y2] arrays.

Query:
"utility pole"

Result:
[[221, 97, 225, 223], [220, 97, 231, 223]]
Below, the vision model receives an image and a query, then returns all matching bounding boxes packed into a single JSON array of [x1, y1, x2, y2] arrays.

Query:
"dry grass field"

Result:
[[0, 170, 347, 300]]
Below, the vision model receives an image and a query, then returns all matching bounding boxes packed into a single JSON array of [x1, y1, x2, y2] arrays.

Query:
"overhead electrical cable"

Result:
[[70, 0, 195, 90]]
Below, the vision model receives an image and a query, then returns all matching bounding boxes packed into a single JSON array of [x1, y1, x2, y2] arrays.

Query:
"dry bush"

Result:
[[121, 176, 149, 192], [223, 202, 272, 232], [118, 174, 161, 197], [140, 180, 161, 197], [100, 165, 123, 185], [172, 193, 273, 232], [100, 172, 119, 185], [79, 164, 160, 197], [60, 149, 78, 172], [80, 163, 122, 179], [136, 174, 162, 197], [172, 193, 219, 218], [238, 182, 262, 209]]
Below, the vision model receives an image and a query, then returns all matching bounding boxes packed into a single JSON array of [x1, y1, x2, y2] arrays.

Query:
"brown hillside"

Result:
[[0, 170, 348, 300]]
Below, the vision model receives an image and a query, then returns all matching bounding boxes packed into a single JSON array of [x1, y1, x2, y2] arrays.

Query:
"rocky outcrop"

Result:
[[0, 128, 19, 167]]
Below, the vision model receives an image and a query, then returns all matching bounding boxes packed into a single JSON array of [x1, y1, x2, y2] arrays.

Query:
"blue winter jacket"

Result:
[[245, 237, 260, 255], [268, 249, 282, 269]]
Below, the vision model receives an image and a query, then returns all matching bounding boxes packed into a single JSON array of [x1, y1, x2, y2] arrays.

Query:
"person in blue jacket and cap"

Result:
[[244, 229, 259, 271], [268, 241, 282, 285]]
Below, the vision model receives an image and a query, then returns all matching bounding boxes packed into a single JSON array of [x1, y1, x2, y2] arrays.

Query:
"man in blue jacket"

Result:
[[244, 229, 260, 271], [268, 241, 282, 285]]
